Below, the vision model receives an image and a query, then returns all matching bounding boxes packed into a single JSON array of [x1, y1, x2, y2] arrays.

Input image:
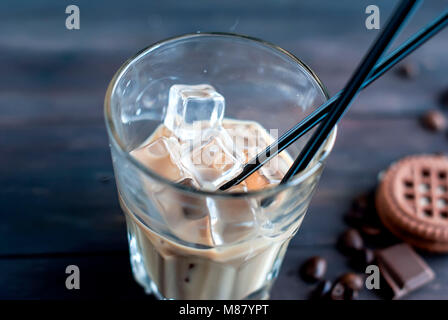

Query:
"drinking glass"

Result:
[[104, 33, 336, 300]]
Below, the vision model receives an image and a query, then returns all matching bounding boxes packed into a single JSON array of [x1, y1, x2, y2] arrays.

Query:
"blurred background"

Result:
[[0, 0, 447, 299]]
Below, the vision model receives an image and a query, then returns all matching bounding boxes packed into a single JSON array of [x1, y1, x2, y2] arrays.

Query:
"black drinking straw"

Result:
[[279, 0, 419, 184], [220, 0, 429, 191]]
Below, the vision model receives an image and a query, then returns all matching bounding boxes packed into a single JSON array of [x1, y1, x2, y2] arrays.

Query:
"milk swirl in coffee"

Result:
[[124, 84, 298, 299]]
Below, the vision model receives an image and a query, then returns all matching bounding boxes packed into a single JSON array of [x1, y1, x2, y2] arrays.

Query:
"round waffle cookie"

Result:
[[376, 154, 448, 253]]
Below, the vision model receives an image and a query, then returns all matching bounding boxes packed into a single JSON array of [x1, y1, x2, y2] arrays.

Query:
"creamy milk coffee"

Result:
[[123, 84, 300, 299]]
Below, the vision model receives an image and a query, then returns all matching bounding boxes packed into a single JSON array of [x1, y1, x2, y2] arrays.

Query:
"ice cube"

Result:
[[261, 155, 291, 184], [155, 187, 214, 246], [154, 177, 214, 246], [177, 177, 206, 220], [206, 194, 258, 245], [164, 84, 225, 140], [181, 129, 243, 190], [245, 171, 271, 191], [227, 182, 248, 193], [130, 136, 184, 182]]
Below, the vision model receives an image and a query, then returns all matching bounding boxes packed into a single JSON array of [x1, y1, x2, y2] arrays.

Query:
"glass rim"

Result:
[[104, 32, 337, 198]]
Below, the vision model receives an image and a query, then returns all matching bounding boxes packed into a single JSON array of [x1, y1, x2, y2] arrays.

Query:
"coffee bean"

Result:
[[331, 277, 362, 300], [363, 209, 385, 233], [353, 193, 369, 211], [300, 256, 327, 282], [338, 229, 364, 254], [344, 209, 366, 227], [420, 110, 446, 132], [310, 280, 332, 300], [439, 88, 448, 108], [338, 272, 364, 291], [344, 287, 359, 300], [329, 282, 345, 300], [346, 190, 379, 228], [351, 248, 375, 270], [360, 224, 382, 236], [396, 62, 419, 79]]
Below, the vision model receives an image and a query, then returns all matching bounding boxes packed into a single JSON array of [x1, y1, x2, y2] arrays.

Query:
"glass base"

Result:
[[127, 223, 285, 300], [123, 199, 291, 300], [128, 229, 274, 300]]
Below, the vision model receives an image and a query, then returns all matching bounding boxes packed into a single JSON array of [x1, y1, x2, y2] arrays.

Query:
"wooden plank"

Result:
[[1, 35, 446, 125], [0, 253, 148, 300], [1, 1, 447, 127]]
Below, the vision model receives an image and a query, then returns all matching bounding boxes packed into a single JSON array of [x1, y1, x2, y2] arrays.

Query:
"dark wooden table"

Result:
[[1, 0, 447, 300]]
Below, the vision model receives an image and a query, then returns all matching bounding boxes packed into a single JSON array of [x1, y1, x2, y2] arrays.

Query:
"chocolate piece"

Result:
[[338, 229, 364, 254], [420, 110, 446, 132], [338, 272, 364, 291], [300, 256, 327, 282], [376, 243, 435, 299], [396, 62, 419, 79], [310, 280, 332, 300]]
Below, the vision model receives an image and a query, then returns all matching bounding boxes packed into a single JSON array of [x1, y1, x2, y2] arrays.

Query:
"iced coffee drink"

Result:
[[105, 33, 336, 300], [124, 84, 300, 299]]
